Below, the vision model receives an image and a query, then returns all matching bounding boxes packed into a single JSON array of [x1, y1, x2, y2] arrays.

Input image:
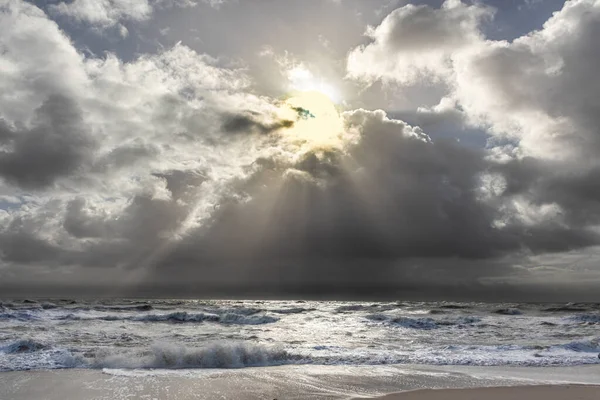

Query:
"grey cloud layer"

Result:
[[1, 0, 600, 298], [0, 95, 94, 189]]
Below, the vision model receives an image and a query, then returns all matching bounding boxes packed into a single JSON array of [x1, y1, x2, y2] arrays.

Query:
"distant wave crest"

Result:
[[365, 315, 481, 329], [58, 311, 279, 325]]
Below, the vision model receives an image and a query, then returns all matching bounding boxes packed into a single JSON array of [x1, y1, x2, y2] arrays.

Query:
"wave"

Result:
[[215, 307, 263, 316], [0, 311, 38, 321], [561, 339, 600, 353], [391, 317, 439, 330], [365, 315, 481, 329], [2, 337, 599, 372], [135, 311, 278, 325], [58, 311, 279, 325], [134, 312, 219, 323], [1, 339, 47, 354], [568, 314, 600, 324], [365, 313, 388, 321], [217, 313, 279, 325], [437, 316, 481, 326], [438, 304, 470, 309], [335, 304, 372, 313], [543, 306, 589, 312], [93, 304, 154, 312], [493, 308, 522, 315], [92, 342, 298, 369], [271, 307, 315, 314], [335, 304, 398, 313]]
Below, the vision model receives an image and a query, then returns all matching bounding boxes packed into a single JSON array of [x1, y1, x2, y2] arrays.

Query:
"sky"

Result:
[[1, 0, 600, 300]]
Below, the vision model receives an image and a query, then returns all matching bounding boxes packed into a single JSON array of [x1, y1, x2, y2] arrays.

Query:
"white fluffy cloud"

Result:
[[348, 0, 600, 161], [347, 0, 493, 84], [454, 0, 600, 160], [50, 0, 153, 28], [48, 0, 209, 30]]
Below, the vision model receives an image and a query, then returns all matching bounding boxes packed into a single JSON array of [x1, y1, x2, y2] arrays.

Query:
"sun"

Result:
[[279, 90, 345, 150], [286, 65, 341, 103]]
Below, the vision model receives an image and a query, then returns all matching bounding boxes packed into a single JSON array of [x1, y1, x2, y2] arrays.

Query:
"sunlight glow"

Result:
[[287, 65, 340, 103], [279, 90, 345, 151]]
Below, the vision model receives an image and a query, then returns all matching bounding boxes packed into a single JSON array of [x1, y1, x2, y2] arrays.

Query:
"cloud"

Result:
[[454, 0, 600, 160], [50, 0, 153, 28], [2, 0, 600, 298], [348, 0, 600, 160], [0, 95, 95, 189], [0, 1, 286, 273], [220, 112, 295, 136], [0, 0, 87, 122], [154, 109, 600, 289], [47, 0, 215, 31], [347, 0, 494, 84]]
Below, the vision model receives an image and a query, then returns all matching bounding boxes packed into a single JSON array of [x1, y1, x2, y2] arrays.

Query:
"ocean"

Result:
[[1, 299, 599, 372]]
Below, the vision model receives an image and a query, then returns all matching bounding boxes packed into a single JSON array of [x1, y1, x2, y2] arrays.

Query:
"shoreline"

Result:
[[361, 385, 600, 400], [1, 364, 600, 399]]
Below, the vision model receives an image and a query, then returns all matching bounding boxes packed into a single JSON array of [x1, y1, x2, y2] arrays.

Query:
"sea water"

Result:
[[1, 299, 599, 372]]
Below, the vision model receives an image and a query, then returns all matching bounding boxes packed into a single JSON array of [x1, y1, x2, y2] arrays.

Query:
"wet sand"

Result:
[[364, 385, 600, 400], [1, 365, 600, 400]]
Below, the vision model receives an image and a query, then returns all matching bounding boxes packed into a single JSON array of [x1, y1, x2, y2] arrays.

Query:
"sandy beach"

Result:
[[364, 385, 600, 400], [2, 365, 600, 400]]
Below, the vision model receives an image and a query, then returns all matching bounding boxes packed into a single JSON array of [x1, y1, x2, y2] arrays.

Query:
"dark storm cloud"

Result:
[[157, 110, 600, 285], [0, 230, 66, 264], [0, 199, 72, 266], [493, 158, 600, 230], [0, 95, 94, 189]]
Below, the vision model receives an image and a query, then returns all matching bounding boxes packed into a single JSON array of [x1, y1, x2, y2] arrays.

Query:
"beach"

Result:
[[2, 365, 600, 400], [2, 299, 600, 399], [365, 385, 600, 400]]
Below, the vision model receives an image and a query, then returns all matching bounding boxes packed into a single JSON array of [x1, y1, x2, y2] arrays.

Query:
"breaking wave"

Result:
[[92, 342, 298, 369], [134, 312, 218, 323], [560, 339, 600, 353], [1, 339, 47, 354]]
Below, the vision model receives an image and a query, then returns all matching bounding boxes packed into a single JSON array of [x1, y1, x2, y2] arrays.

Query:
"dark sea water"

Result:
[[1, 299, 599, 372]]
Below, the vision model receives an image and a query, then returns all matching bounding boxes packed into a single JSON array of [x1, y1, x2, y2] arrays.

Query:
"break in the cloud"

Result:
[[1, 0, 600, 300]]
